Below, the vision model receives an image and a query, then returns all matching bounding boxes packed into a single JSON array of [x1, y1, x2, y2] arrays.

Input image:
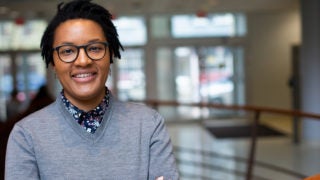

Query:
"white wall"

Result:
[[245, 9, 301, 109]]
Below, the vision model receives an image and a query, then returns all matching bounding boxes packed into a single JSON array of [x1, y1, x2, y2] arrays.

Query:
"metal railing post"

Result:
[[246, 110, 260, 180]]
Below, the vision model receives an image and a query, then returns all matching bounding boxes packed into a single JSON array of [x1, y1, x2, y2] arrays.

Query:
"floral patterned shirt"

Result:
[[60, 88, 110, 134]]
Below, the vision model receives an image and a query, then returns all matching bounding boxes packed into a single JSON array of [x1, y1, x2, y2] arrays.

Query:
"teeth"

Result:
[[74, 73, 93, 78]]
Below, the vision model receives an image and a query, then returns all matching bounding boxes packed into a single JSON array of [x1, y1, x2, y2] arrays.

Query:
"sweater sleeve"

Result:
[[148, 112, 179, 180], [5, 124, 40, 180]]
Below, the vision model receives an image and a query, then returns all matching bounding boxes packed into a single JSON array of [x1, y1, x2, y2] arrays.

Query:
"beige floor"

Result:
[[166, 120, 320, 180]]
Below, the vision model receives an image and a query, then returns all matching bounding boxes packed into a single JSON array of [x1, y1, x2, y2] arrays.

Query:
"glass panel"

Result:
[[0, 55, 11, 120], [155, 46, 241, 120], [15, 53, 46, 109], [151, 15, 170, 39], [112, 16, 147, 46], [156, 47, 175, 101], [156, 47, 178, 120], [0, 21, 14, 50], [174, 47, 200, 103], [199, 46, 234, 105], [116, 48, 145, 101], [171, 13, 246, 38], [0, 55, 12, 97], [0, 52, 46, 120], [0, 20, 47, 50], [174, 47, 202, 119]]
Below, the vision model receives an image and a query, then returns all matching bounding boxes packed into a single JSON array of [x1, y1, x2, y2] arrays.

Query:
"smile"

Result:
[[72, 73, 96, 78]]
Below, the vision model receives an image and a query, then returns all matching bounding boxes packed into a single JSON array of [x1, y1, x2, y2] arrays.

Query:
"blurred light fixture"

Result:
[[196, 10, 208, 18], [15, 17, 25, 25]]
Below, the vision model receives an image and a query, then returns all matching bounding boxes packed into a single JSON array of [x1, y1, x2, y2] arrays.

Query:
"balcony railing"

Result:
[[135, 99, 320, 180]]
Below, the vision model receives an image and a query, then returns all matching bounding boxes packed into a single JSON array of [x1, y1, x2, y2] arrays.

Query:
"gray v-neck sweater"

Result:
[[5, 94, 179, 180]]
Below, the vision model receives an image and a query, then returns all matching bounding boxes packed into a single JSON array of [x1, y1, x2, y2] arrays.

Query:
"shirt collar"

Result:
[[60, 88, 110, 132]]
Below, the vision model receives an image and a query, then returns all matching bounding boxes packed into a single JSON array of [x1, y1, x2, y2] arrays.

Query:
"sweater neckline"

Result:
[[56, 93, 114, 143]]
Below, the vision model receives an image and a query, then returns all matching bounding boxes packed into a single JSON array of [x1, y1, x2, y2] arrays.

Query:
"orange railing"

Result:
[[135, 99, 320, 180]]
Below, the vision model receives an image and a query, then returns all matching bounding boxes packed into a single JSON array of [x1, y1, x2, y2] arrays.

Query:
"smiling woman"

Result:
[[5, 0, 179, 179]]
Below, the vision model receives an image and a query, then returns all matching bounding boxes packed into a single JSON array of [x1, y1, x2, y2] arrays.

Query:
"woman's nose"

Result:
[[74, 48, 92, 66]]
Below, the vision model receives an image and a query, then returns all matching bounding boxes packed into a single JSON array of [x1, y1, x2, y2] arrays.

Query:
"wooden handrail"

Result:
[[133, 99, 320, 180], [137, 99, 320, 120]]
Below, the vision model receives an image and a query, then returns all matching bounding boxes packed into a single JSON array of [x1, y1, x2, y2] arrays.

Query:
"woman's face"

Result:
[[53, 19, 110, 111]]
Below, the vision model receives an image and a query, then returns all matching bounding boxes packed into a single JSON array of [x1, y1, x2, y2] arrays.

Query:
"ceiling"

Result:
[[0, 0, 299, 20]]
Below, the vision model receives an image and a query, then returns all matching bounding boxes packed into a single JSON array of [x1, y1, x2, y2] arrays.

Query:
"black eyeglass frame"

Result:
[[52, 42, 109, 63]]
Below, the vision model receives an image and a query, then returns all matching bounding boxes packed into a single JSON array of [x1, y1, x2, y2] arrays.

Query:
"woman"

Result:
[[5, 0, 179, 179]]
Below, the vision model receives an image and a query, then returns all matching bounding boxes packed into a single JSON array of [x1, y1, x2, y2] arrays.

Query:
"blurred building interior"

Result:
[[1, 0, 320, 179]]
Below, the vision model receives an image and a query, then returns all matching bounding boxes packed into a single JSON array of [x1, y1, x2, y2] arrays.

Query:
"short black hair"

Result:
[[40, 0, 123, 67]]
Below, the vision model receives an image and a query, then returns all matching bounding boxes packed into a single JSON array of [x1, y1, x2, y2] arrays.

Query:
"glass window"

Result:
[[151, 15, 170, 39], [0, 55, 11, 120], [0, 20, 47, 50], [198, 46, 234, 104], [116, 48, 145, 101], [0, 21, 14, 50], [112, 16, 147, 46], [171, 13, 246, 38], [155, 45, 244, 119], [0, 55, 12, 97], [0, 53, 46, 120], [173, 46, 236, 105], [16, 53, 46, 93], [174, 47, 200, 103]]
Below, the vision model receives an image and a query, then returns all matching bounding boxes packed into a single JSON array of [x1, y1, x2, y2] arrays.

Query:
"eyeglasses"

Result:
[[53, 42, 109, 63]]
